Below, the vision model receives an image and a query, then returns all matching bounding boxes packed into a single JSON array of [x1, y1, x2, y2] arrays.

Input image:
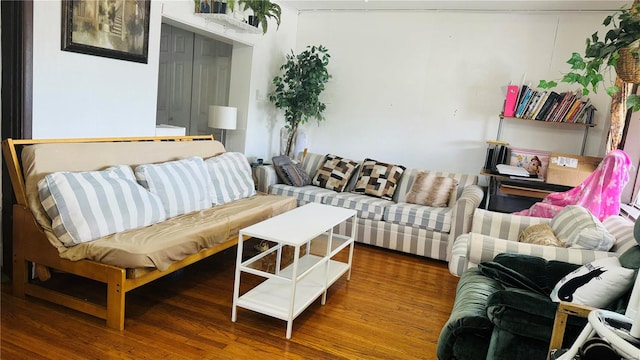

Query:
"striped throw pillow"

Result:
[[135, 157, 213, 218], [204, 152, 256, 205], [38, 165, 167, 246], [550, 205, 615, 250]]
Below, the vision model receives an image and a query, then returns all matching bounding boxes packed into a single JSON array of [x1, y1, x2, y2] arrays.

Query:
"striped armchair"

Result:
[[254, 153, 484, 261], [449, 209, 637, 276]]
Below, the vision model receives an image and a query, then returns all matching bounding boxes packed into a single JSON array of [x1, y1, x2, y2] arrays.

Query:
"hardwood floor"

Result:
[[1, 244, 459, 359]]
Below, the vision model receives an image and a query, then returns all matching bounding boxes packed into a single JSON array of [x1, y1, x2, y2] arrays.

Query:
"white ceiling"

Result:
[[281, 0, 632, 12]]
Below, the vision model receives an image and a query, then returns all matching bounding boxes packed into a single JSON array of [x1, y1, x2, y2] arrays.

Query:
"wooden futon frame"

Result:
[[2, 136, 239, 330]]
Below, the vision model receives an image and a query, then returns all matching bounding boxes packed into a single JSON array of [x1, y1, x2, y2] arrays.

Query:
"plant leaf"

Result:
[[627, 94, 640, 111], [606, 85, 621, 96]]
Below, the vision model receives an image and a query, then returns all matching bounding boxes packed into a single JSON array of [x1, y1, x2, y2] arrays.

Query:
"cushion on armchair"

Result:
[[550, 205, 615, 250]]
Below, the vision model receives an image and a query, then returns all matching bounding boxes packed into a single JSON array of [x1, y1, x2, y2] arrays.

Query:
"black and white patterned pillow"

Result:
[[312, 154, 359, 192], [352, 158, 405, 200]]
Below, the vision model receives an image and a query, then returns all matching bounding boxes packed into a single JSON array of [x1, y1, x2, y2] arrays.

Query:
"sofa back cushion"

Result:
[[603, 215, 638, 254], [135, 157, 213, 218], [205, 152, 256, 205], [38, 165, 167, 246], [21, 140, 225, 238], [296, 152, 326, 179]]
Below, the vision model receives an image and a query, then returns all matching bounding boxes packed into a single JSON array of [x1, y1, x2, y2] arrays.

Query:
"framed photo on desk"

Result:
[[509, 148, 551, 180]]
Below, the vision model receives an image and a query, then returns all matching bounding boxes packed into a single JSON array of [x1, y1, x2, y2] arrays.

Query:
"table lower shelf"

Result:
[[236, 259, 350, 321]]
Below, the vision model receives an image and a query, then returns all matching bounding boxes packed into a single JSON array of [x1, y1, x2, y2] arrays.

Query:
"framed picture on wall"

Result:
[[61, 0, 151, 64], [509, 148, 551, 180]]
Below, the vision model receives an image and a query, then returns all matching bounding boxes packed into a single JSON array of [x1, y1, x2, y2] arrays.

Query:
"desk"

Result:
[[482, 169, 572, 211]]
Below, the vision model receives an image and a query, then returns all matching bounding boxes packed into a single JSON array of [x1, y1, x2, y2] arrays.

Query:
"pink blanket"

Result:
[[513, 150, 632, 221]]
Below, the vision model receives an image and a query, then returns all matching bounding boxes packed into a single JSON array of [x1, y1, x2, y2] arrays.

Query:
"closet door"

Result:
[[156, 24, 194, 132], [190, 35, 232, 136]]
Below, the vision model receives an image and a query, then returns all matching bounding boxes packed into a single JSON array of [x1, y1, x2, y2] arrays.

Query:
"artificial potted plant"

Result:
[[234, 0, 281, 34], [269, 45, 331, 157], [539, 2, 640, 111]]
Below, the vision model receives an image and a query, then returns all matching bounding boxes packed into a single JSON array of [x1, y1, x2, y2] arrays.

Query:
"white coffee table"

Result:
[[231, 202, 357, 339]]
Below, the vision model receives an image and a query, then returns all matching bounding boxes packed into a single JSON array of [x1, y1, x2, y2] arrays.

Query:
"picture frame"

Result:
[[509, 147, 551, 180], [61, 0, 151, 64]]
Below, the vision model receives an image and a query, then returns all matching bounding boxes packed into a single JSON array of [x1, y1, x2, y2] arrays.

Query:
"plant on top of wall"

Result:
[[538, 2, 640, 111], [269, 45, 331, 157], [227, 0, 281, 34]]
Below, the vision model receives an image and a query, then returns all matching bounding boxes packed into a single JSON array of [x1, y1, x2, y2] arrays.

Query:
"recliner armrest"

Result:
[[436, 267, 503, 360], [487, 289, 587, 343]]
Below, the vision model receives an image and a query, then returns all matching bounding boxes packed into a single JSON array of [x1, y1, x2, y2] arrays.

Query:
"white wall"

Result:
[[31, 0, 298, 156], [32, 0, 163, 138], [293, 10, 614, 175]]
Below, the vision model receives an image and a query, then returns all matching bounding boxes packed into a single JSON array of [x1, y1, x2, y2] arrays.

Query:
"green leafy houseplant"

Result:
[[269, 45, 331, 157], [232, 0, 281, 34], [539, 2, 640, 111]]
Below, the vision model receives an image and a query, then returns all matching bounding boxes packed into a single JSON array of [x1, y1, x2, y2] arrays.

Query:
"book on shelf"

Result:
[[515, 88, 533, 118], [503, 85, 519, 117], [529, 91, 549, 119], [535, 91, 561, 120], [501, 83, 597, 125]]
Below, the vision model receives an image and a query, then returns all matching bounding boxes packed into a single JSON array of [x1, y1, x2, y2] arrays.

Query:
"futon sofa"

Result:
[[449, 208, 639, 276], [3, 136, 296, 330], [437, 216, 640, 360], [254, 152, 484, 261]]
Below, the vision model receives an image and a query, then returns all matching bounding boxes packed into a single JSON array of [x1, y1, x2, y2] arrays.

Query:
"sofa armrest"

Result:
[[465, 234, 618, 270], [436, 267, 503, 360], [253, 165, 280, 194], [447, 184, 484, 260], [470, 209, 551, 239]]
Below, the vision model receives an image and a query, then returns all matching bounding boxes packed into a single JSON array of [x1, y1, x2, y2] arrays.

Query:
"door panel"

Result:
[[157, 24, 231, 136], [190, 36, 232, 135]]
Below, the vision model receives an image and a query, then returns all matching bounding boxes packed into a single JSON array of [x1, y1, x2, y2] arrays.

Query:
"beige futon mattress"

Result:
[[57, 195, 297, 271]]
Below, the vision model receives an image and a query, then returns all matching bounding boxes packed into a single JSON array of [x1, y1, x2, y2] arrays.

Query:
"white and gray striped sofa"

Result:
[[254, 153, 484, 261], [449, 209, 638, 276]]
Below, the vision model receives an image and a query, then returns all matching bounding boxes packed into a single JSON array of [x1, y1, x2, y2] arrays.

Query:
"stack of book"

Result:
[[502, 85, 597, 124]]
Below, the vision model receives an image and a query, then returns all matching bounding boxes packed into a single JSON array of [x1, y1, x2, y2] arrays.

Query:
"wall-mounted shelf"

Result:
[[497, 115, 596, 155], [197, 13, 261, 34]]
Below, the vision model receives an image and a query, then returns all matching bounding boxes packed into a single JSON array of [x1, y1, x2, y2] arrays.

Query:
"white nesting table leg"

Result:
[[231, 231, 245, 322], [286, 245, 301, 339], [347, 215, 357, 280]]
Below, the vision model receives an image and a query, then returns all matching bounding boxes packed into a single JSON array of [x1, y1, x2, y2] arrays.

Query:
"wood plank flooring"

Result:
[[1, 243, 459, 359]]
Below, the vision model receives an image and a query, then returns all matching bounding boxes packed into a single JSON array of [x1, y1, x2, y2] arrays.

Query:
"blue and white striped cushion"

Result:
[[135, 157, 213, 218], [322, 193, 391, 221], [38, 165, 166, 246], [384, 203, 453, 232], [204, 152, 256, 205]]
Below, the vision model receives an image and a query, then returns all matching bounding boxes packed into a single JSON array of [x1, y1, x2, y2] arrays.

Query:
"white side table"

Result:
[[231, 203, 357, 339]]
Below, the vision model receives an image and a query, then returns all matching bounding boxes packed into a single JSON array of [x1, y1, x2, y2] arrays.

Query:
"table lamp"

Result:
[[208, 105, 237, 146]]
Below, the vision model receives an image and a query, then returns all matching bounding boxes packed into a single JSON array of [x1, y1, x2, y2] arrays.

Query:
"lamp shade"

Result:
[[208, 105, 237, 130]]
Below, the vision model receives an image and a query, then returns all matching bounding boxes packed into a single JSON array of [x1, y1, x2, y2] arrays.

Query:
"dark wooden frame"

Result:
[[61, 0, 151, 64]]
